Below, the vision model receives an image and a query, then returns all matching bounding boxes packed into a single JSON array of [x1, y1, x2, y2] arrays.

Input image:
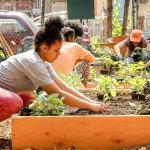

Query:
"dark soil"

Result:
[[72, 89, 150, 116], [0, 89, 150, 150], [0, 119, 12, 150]]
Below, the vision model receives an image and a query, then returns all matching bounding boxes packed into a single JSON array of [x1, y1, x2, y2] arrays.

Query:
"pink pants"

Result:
[[0, 88, 33, 122]]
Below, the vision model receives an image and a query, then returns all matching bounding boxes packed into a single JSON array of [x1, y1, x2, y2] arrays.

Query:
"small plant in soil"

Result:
[[130, 76, 146, 100], [128, 61, 145, 77], [128, 102, 143, 115], [21, 93, 64, 116], [122, 76, 133, 84], [115, 67, 128, 82], [142, 48, 150, 68], [131, 47, 143, 62], [98, 57, 119, 75], [95, 75, 117, 101]]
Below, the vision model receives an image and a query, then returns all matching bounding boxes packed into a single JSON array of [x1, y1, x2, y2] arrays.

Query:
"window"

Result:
[[0, 18, 26, 33]]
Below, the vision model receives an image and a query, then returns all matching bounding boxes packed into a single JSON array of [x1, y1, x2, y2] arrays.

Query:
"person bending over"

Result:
[[52, 27, 95, 87], [0, 16, 106, 122], [114, 29, 150, 63]]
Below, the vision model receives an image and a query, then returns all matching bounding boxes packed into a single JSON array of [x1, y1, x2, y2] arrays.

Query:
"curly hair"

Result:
[[34, 16, 64, 52], [62, 27, 75, 41], [64, 21, 83, 37]]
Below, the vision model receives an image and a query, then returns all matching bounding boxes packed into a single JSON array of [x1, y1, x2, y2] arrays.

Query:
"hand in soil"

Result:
[[89, 100, 107, 109], [90, 102, 107, 112]]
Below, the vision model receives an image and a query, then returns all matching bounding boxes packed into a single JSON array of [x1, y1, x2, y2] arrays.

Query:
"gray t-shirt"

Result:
[[0, 50, 56, 94]]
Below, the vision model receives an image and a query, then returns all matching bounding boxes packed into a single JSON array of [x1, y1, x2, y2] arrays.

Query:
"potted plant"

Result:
[[130, 76, 146, 100], [128, 61, 145, 77], [95, 75, 117, 101], [131, 47, 143, 62], [114, 66, 128, 82], [98, 57, 117, 75]]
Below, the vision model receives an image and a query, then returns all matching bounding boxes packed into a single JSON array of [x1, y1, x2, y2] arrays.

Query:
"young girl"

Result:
[[0, 16, 107, 122]]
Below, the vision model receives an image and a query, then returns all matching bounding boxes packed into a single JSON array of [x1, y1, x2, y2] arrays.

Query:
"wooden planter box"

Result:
[[117, 83, 132, 89], [12, 115, 150, 150], [86, 82, 96, 88], [114, 83, 131, 93]]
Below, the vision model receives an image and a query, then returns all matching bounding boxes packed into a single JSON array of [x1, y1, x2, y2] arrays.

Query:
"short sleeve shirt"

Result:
[[52, 42, 91, 74], [0, 50, 56, 94]]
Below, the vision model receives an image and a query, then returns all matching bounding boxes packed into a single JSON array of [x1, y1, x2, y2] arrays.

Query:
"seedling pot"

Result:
[[131, 92, 139, 100], [97, 93, 104, 100], [138, 94, 146, 100], [100, 69, 110, 75]]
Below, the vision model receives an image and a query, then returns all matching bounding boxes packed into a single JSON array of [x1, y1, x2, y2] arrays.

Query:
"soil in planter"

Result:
[[131, 92, 146, 100], [75, 89, 150, 116], [65, 94, 150, 116]]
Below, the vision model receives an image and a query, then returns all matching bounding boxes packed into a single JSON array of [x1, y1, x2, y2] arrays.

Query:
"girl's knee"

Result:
[[0, 88, 23, 121], [0, 88, 23, 113]]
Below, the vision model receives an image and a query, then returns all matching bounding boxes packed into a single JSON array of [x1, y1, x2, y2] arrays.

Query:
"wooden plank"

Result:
[[86, 82, 96, 88], [114, 88, 131, 93], [12, 116, 150, 150]]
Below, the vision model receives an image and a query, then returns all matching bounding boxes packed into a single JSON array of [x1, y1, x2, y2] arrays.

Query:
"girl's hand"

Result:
[[90, 100, 107, 109], [90, 103, 107, 112]]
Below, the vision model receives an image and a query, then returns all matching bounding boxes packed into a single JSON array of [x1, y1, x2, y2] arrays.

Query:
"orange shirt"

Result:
[[52, 42, 95, 75]]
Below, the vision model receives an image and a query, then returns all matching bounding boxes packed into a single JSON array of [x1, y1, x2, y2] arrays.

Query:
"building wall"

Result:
[[0, 0, 32, 15], [95, 0, 105, 17], [143, 0, 150, 29], [45, 0, 67, 14]]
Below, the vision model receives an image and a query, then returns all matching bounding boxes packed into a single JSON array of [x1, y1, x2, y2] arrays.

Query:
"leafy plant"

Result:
[[142, 47, 150, 62], [122, 76, 133, 84], [112, 0, 122, 36], [29, 93, 64, 116], [112, 0, 132, 36], [90, 37, 100, 52], [95, 75, 117, 100], [58, 71, 82, 89], [114, 61, 145, 79], [115, 66, 128, 80], [130, 76, 146, 94], [131, 47, 150, 63], [90, 37, 116, 59], [0, 50, 5, 59], [129, 102, 143, 115], [131, 47, 142, 62], [128, 61, 145, 76], [89, 68, 96, 81], [100, 57, 119, 69]]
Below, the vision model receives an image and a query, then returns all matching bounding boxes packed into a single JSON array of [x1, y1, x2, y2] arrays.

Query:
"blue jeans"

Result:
[[124, 57, 135, 64]]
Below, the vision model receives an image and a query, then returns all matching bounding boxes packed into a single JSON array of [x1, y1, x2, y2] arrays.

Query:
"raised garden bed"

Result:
[[12, 91, 150, 150], [12, 115, 150, 150]]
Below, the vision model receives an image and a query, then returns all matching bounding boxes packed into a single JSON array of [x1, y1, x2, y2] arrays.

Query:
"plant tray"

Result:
[[12, 115, 150, 150]]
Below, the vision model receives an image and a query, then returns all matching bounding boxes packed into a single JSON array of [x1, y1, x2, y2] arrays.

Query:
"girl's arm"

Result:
[[40, 82, 107, 112], [52, 74, 102, 104]]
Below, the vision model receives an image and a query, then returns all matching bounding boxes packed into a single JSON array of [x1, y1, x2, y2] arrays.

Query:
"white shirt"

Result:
[[0, 50, 56, 94]]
